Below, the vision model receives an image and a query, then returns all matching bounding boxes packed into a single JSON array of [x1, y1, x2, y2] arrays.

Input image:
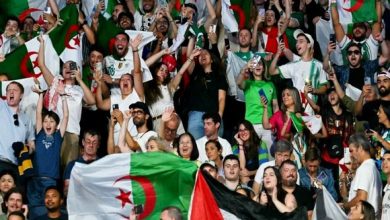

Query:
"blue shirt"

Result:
[[33, 130, 63, 179], [298, 166, 338, 201], [0, 100, 34, 164]]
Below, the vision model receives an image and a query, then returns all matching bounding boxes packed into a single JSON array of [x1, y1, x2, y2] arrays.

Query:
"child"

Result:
[[27, 84, 68, 219]]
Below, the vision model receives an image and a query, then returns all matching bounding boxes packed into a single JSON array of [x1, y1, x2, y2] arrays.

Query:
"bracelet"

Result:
[[187, 58, 193, 63], [133, 49, 139, 53]]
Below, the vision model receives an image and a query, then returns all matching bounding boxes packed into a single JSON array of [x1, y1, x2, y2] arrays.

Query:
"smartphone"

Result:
[[317, 171, 327, 183], [181, 17, 188, 25], [224, 38, 230, 50], [329, 34, 336, 43], [259, 8, 265, 17], [112, 104, 119, 110], [134, 204, 144, 214], [278, 35, 284, 44], [363, 123, 371, 133], [258, 89, 268, 104], [69, 61, 77, 71], [364, 76, 371, 85]]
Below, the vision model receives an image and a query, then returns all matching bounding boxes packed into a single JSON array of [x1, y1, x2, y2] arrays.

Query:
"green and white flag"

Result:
[[68, 152, 198, 220], [0, 0, 46, 30], [334, 0, 377, 32]]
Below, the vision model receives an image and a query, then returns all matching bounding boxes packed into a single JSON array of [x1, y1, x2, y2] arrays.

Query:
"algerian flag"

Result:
[[290, 112, 305, 133], [345, 83, 362, 101], [0, 0, 46, 30], [313, 188, 347, 220], [302, 115, 323, 134], [221, 0, 239, 33], [81, 0, 117, 25], [334, 0, 377, 33], [226, 51, 247, 101], [68, 152, 198, 220]]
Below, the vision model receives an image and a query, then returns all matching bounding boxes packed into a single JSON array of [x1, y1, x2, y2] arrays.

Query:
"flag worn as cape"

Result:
[[290, 112, 305, 133], [312, 188, 347, 220], [226, 51, 247, 101], [189, 170, 308, 219], [68, 152, 198, 220], [221, 0, 239, 33], [334, 0, 377, 33]]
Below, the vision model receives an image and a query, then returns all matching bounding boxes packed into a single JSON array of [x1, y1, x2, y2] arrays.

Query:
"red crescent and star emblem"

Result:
[[113, 175, 157, 219], [229, 4, 246, 29], [64, 25, 80, 50], [342, 0, 364, 12], [20, 51, 41, 78], [18, 8, 43, 23]]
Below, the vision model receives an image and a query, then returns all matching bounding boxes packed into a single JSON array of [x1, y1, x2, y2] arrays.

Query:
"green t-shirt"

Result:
[[235, 51, 253, 62], [244, 80, 277, 124]]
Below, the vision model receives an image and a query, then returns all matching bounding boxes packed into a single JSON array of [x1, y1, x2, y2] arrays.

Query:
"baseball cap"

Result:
[[293, 29, 314, 48], [377, 70, 390, 79], [129, 101, 150, 115]]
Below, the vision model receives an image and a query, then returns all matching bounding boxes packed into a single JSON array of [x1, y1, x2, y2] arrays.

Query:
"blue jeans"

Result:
[[187, 111, 224, 140], [27, 177, 57, 220]]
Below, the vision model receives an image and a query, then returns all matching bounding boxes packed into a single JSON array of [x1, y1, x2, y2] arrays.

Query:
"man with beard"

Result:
[[331, 1, 382, 64], [35, 186, 67, 220], [0, 188, 27, 220], [280, 160, 314, 218], [270, 30, 328, 115], [130, 0, 157, 31], [117, 12, 135, 30], [323, 41, 388, 91], [117, 102, 157, 152], [359, 71, 390, 131], [96, 34, 144, 141], [342, 134, 381, 218], [103, 32, 147, 96]]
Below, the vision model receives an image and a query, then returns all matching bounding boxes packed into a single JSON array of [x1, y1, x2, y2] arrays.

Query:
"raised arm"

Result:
[[130, 34, 145, 101], [117, 111, 132, 153], [78, 10, 96, 45], [178, 48, 201, 75], [277, 0, 291, 35], [269, 44, 282, 75], [59, 95, 69, 137], [323, 42, 336, 73], [203, 0, 217, 31], [273, 190, 297, 213], [164, 7, 178, 39], [303, 85, 320, 113], [252, 14, 265, 48], [47, 0, 60, 18], [35, 92, 44, 133], [115, 110, 141, 152], [218, 89, 226, 118], [73, 68, 96, 105], [38, 36, 54, 85], [262, 98, 273, 130], [331, 2, 345, 43], [95, 77, 111, 111], [145, 48, 170, 67], [107, 115, 119, 154], [236, 64, 250, 90], [371, 0, 382, 38]]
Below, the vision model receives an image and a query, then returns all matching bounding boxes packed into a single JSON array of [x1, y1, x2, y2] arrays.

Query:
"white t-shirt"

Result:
[[148, 84, 173, 118], [339, 34, 379, 61], [134, 11, 155, 31], [55, 84, 84, 135], [196, 136, 232, 163], [279, 59, 328, 115], [110, 91, 141, 144], [349, 159, 382, 215], [382, 184, 390, 219], [133, 130, 158, 152]]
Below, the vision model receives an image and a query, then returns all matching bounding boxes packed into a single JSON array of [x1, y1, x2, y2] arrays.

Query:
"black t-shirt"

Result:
[[361, 100, 382, 131], [292, 185, 315, 211], [34, 213, 68, 220], [349, 67, 365, 89], [187, 69, 228, 113]]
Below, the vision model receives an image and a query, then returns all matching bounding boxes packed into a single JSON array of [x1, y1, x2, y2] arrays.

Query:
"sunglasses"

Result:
[[131, 110, 145, 116], [13, 114, 19, 126], [347, 50, 360, 56]]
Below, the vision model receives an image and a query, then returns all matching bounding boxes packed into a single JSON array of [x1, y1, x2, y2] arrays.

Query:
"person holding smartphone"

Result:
[[298, 148, 338, 201], [236, 56, 279, 153]]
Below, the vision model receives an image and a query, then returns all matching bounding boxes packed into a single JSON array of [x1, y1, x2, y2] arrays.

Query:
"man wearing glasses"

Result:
[[0, 81, 35, 175]]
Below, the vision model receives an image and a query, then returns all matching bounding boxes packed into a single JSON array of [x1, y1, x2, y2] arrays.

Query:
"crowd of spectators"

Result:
[[1, 0, 390, 219]]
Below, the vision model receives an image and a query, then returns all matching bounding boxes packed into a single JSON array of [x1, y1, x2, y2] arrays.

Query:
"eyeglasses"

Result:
[[164, 127, 177, 134], [13, 114, 19, 126], [131, 110, 145, 116], [347, 50, 360, 56]]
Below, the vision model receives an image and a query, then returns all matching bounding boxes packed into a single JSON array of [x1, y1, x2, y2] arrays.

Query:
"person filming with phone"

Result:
[[237, 55, 279, 153], [38, 35, 96, 171]]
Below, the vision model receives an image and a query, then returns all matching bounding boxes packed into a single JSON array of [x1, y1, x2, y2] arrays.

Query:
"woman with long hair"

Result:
[[177, 36, 228, 139], [205, 140, 224, 177], [262, 87, 303, 141], [256, 166, 297, 216], [237, 56, 279, 151], [233, 120, 269, 185], [368, 101, 390, 152], [348, 200, 375, 220], [176, 133, 200, 165]]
